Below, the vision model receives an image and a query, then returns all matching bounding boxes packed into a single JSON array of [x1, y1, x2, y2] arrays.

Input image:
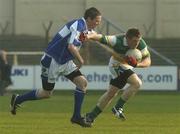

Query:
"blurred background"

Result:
[[0, 0, 180, 91]]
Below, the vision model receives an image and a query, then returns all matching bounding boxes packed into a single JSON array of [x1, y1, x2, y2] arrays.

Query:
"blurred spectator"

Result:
[[0, 49, 12, 95]]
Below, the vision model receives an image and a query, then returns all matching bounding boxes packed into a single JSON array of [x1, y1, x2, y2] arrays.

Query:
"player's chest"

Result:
[[114, 44, 129, 55]]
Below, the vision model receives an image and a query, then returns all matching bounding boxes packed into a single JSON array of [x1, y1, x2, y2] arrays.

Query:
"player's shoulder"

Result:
[[138, 37, 148, 50], [65, 19, 77, 28], [114, 34, 125, 44], [116, 34, 125, 39], [66, 18, 86, 31], [111, 34, 124, 41], [78, 17, 86, 23], [66, 18, 84, 26], [76, 18, 87, 31]]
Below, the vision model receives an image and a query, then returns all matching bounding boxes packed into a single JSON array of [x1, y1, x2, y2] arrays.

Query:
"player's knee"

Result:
[[83, 79, 88, 88], [37, 89, 52, 98], [79, 78, 88, 90], [133, 79, 142, 90]]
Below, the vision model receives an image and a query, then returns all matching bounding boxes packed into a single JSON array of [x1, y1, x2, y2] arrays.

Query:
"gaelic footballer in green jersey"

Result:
[[100, 33, 150, 68], [85, 28, 151, 125]]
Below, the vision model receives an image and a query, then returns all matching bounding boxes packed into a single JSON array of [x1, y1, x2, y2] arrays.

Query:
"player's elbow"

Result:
[[68, 44, 78, 55], [141, 57, 151, 67], [146, 58, 151, 67], [68, 44, 74, 51]]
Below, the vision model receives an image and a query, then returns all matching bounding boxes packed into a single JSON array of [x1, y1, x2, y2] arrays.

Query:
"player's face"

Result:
[[127, 36, 141, 49], [87, 16, 102, 30]]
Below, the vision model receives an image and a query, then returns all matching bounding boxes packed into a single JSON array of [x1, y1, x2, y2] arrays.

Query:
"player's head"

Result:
[[125, 28, 141, 49], [84, 7, 102, 30]]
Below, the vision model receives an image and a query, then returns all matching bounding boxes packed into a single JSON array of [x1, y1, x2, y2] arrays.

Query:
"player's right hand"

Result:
[[124, 56, 137, 67], [79, 32, 87, 42], [77, 59, 84, 69]]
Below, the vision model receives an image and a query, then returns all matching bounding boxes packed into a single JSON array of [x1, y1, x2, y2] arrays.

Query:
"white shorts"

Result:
[[109, 56, 133, 79], [40, 54, 77, 83]]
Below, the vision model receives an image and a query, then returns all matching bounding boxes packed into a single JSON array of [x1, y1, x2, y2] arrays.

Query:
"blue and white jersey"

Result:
[[45, 17, 88, 64]]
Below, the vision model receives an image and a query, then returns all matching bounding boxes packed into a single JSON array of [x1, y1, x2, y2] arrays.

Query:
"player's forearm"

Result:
[[137, 57, 151, 68], [68, 45, 84, 64], [87, 33, 112, 47], [87, 33, 103, 41]]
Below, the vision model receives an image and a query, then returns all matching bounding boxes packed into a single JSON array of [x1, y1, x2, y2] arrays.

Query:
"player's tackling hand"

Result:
[[79, 32, 87, 42], [86, 31, 100, 41], [77, 59, 84, 69], [124, 56, 137, 67]]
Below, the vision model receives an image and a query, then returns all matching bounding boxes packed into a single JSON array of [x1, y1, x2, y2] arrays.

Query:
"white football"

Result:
[[125, 49, 142, 62]]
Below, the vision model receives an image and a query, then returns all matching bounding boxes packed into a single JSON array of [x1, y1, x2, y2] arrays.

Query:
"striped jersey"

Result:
[[100, 35, 150, 58], [45, 17, 88, 64]]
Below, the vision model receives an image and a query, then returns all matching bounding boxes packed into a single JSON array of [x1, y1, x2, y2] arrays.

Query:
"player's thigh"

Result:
[[41, 78, 55, 91], [107, 85, 119, 97], [110, 66, 134, 89], [127, 73, 142, 88]]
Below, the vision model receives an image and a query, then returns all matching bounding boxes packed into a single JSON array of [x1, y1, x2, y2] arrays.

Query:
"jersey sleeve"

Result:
[[138, 38, 150, 58], [68, 19, 85, 46], [68, 21, 80, 45], [99, 35, 117, 47]]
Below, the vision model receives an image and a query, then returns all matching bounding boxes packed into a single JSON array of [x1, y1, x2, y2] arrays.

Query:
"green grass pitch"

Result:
[[0, 90, 180, 134]]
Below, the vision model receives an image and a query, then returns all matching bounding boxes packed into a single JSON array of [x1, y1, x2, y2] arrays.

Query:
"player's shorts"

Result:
[[109, 57, 134, 89], [40, 54, 79, 84]]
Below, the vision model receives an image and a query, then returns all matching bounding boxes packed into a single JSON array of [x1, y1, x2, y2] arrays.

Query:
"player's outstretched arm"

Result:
[[87, 32, 103, 41]]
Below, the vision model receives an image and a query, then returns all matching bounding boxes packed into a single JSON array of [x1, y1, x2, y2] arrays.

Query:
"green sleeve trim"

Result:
[[99, 35, 108, 45]]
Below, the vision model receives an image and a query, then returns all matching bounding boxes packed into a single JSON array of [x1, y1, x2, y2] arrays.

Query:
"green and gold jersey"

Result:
[[99, 34, 150, 59]]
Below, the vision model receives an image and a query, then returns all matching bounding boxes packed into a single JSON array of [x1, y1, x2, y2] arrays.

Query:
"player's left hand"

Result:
[[124, 56, 137, 67]]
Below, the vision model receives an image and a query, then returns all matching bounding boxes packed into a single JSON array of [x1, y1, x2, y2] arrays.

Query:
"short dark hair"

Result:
[[84, 7, 101, 20], [126, 28, 141, 39]]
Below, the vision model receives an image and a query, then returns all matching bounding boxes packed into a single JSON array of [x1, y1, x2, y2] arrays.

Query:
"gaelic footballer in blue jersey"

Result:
[[84, 28, 151, 126], [10, 7, 102, 127]]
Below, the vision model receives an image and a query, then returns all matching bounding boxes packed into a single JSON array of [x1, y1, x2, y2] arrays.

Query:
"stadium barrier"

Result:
[[9, 65, 178, 91], [7, 51, 43, 65]]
